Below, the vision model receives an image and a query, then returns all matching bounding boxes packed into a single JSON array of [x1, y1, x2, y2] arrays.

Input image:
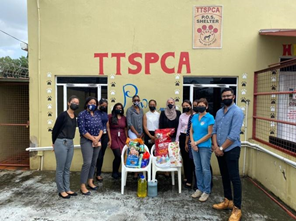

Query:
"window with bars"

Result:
[[56, 77, 108, 116]]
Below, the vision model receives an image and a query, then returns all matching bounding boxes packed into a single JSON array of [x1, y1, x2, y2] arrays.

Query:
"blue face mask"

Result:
[[88, 104, 97, 111]]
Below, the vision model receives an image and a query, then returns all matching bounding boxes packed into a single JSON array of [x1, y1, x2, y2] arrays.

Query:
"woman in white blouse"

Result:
[[143, 99, 160, 151]]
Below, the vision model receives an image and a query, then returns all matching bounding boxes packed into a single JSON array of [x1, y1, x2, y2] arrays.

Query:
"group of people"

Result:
[[52, 88, 244, 221]]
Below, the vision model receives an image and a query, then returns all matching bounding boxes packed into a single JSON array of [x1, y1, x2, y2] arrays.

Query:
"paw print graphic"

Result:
[[48, 112, 52, 117], [48, 127, 53, 132], [175, 75, 180, 80], [271, 85, 277, 91], [270, 121, 275, 127], [47, 104, 52, 109], [47, 96, 52, 101], [270, 113, 275, 118], [272, 70, 277, 75], [241, 89, 247, 95], [111, 82, 116, 87], [47, 72, 52, 78], [270, 106, 275, 112], [241, 97, 246, 103], [47, 88, 52, 94], [271, 76, 276, 82], [242, 73, 248, 79], [174, 89, 180, 95], [197, 25, 218, 44], [110, 90, 115, 95], [240, 129, 244, 135], [241, 81, 247, 87], [110, 74, 115, 79], [174, 97, 180, 102], [175, 81, 180, 86], [271, 99, 276, 104], [47, 80, 52, 85], [47, 119, 53, 125], [270, 129, 275, 135], [111, 97, 116, 103]]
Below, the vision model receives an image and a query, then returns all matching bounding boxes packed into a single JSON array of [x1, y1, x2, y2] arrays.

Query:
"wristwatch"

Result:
[[219, 146, 224, 151]]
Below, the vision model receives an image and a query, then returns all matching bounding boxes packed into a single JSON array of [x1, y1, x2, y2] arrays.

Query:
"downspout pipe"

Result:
[[241, 141, 296, 169]]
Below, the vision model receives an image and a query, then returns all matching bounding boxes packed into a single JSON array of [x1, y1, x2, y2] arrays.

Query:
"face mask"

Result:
[[196, 106, 206, 113], [133, 101, 140, 107], [88, 104, 97, 111], [115, 109, 122, 115], [70, 103, 79, 111], [100, 106, 107, 112], [168, 104, 174, 109], [222, 99, 233, 106], [183, 107, 190, 113], [149, 106, 156, 111]]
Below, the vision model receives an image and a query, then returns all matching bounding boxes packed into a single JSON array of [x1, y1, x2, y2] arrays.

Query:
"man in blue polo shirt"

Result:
[[212, 88, 244, 221]]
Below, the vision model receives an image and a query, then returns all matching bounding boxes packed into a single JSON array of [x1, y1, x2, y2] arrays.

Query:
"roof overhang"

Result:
[[259, 29, 296, 37]]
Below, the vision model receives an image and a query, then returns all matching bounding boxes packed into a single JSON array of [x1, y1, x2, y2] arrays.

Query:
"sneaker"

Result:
[[213, 198, 234, 210], [228, 206, 242, 221], [191, 189, 202, 198], [199, 192, 209, 202]]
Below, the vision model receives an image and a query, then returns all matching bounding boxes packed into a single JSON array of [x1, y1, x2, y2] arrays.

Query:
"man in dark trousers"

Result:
[[212, 88, 244, 221]]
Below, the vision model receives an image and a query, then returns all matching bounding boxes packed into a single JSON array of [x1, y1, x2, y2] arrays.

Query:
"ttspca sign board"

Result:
[[193, 6, 223, 49]]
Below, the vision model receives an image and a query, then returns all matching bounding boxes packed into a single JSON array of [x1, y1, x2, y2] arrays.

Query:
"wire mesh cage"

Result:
[[253, 59, 296, 156]]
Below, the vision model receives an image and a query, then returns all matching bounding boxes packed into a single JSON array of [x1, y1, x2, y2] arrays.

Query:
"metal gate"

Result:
[[0, 82, 30, 166]]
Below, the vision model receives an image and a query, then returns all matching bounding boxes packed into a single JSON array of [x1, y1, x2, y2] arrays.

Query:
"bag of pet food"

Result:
[[168, 142, 182, 167], [155, 128, 175, 143], [155, 142, 169, 156]]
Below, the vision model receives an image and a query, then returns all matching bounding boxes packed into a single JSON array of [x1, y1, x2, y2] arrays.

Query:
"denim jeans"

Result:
[[217, 146, 241, 209], [191, 147, 212, 194]]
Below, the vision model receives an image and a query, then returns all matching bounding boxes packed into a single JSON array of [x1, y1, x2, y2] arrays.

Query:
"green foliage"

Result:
[[0, 56, 28, 78]]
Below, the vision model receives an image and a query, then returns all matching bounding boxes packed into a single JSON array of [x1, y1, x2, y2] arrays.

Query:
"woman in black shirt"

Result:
[[52, 95, 79, 199], [159, 98, 181, 141]]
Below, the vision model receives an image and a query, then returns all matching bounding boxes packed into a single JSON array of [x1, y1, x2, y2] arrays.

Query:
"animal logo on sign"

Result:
[[197, 25, 218, 45]]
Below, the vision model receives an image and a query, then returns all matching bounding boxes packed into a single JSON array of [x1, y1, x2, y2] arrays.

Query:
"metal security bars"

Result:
[[253, 58, 296, 157]]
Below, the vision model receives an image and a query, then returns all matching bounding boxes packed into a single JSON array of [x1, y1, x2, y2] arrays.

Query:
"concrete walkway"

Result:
[[0, 170, 294, 221]]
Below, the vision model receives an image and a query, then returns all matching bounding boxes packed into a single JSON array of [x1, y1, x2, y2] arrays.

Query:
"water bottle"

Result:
[[137, 175, 147, 197], [148, 179, 158, 197]]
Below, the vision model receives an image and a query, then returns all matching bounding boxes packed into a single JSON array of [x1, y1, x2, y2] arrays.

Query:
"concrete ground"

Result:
[[0, 170, 295, 221]]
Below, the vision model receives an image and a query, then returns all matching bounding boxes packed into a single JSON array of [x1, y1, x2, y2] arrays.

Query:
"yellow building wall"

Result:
[[28, 0, 296, 209]]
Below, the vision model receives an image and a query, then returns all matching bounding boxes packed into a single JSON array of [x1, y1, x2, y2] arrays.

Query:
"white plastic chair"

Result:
[[121, 145, 152, 194], [151, 144, 182, 193]]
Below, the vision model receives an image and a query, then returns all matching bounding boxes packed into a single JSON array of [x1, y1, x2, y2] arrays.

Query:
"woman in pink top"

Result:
[[176, 100, 194, 188]]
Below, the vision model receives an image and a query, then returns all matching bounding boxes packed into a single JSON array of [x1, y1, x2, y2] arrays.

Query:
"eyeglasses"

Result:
[[222, 95, 233, 98]]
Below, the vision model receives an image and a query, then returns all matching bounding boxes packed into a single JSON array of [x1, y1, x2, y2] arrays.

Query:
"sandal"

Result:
[[96, 176, 103, 182]]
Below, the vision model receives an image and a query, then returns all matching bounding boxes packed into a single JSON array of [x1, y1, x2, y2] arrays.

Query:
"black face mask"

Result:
[[168, 104, 174, 109], [100, 106, 107, 112], [195, 106, 206, 113], [70, 103, 79, 111], [222, 99, 233, 106], [183, 107, 190, 113], [149, 106, 156, 111], [115, 109, 122, 115]]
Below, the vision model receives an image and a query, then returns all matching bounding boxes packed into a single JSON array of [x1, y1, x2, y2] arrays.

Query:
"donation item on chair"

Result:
[[168, 142, 182, 167], [126, 138, 150, 168], [154, 129, 175, 168]]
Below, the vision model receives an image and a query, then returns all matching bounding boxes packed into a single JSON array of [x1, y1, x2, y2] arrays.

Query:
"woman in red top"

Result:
[[108, 103, 128, 179]]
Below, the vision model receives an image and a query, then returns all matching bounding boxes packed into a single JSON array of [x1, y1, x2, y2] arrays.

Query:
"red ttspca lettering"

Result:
[[196, 7, 220, 13], [282, 44, 292, 56], [94, 52, 191, 75]]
